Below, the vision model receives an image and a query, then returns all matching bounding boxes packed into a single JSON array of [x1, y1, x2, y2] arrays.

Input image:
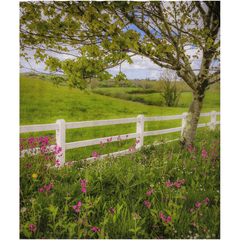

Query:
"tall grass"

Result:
[[20, 127, 220, 239]]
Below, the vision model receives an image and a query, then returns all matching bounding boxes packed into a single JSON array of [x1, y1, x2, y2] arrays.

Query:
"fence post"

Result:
[[56, 119, 66, 165], [210, 111, 217, 130], [136, 114, 144, 149], [181, 112, 188, 136]]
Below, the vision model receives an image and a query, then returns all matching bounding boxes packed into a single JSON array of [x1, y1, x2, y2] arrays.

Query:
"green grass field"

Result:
[[20, 76, 220, 161], [91, 87, 220, 109]]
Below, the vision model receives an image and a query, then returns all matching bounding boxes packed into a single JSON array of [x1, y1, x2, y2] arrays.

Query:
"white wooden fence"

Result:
[[20, 111, 220, 165]]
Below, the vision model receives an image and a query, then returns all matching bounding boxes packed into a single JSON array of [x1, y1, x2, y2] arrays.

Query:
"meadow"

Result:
[[20, 75, 220, 239], [20, 76, 220, 161], [91, 87, 220, 108], [20, 127, 220, 239]]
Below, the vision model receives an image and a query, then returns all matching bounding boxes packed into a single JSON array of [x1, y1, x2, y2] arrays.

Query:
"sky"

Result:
[[19, 1, 215, 80]]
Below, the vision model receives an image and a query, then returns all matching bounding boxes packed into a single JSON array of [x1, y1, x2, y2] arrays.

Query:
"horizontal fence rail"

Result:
[[20, 123, 57, 133], [65, 117, 139, 129], [19, 111, 220, 165], [65, 133, 139, 150]]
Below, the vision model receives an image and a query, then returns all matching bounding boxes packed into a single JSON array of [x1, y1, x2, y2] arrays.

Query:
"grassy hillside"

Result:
[[91, 87, 220, 108], [20, 76, 220, 161]]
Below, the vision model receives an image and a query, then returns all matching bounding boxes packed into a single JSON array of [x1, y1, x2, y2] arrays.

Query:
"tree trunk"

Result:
[[180, 92, 205, 148]]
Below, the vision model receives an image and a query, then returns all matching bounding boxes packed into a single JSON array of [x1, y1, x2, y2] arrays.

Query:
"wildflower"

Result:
[[183, 161, 186, 165], [195, 202, 201, 207], [32, 173, 37, 178], [30, 224, 37, 232], [192, 168, 196, 170], [203, 174, 206, 177], [200, 212, 203, 216], [206, 197, 210, 202], [188, 148, 191, 152], [190, 208, 194, 212], [167, 216, 171, 222], [203, 229, 206, 232], [92, 152, 98, 157], [73, 202, 82, 212], [81, 187, 86, 193], [134, 213, 138, 217], [20, 207, 26, 213], [193, 222, 196, 226], [109, 208, 114, 214], [144, 201, 151, 207], [39, 188, 44, 193]]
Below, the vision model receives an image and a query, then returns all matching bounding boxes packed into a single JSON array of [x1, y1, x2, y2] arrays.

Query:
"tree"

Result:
[[20, 1, 220, 148], [158, 70, 182, 107]]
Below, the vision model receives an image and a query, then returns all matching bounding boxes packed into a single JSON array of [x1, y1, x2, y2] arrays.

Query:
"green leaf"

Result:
[[48, 223, 53, 229], [135, 227, 141, 232], [23, 228, 31, 238]]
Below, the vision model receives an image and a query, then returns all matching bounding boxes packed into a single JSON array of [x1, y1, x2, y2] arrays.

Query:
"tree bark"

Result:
[[180, 92, 205, 148]]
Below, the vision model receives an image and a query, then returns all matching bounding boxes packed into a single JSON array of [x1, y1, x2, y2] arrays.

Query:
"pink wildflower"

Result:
[[144, 201, 151, 207], [190, 208, 194, 212], [109, 208, 114, 214], [195, 202, 201, 207], [81, 187, 86, 193]]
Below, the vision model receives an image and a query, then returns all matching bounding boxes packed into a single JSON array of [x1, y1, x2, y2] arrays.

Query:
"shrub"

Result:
[[90, 78, 99, 90], [160, 79, 181, 107], [132, 96, 145, 102], [130, 84, 138, 88], [124, 94, 133, 101]]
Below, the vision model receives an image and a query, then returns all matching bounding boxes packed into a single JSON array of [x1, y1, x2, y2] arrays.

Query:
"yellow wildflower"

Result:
[[32, 174, 37, 178]]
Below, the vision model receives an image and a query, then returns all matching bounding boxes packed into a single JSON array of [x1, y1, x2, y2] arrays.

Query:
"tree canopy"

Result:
[[20, 1, 220, 147], [20, 1, 220, 88]]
